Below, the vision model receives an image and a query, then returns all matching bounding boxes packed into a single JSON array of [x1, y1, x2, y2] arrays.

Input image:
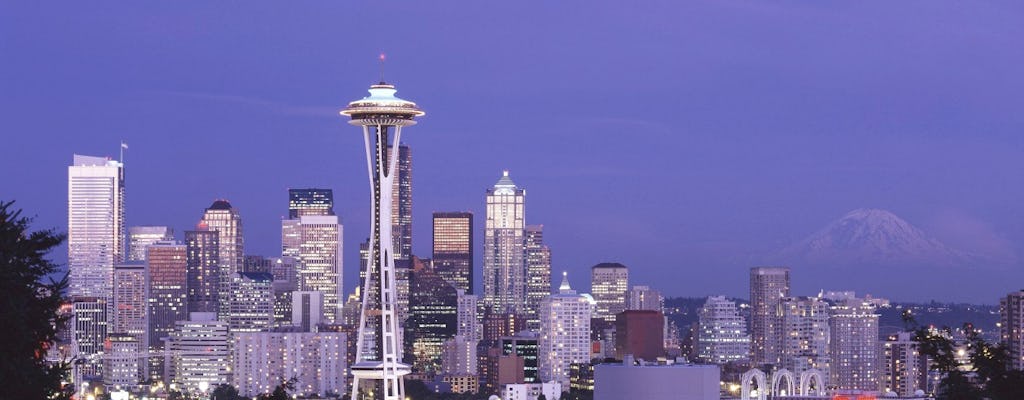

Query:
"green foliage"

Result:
[[257, 377, 297, 400], [212, 383, 245, 400], [0, 201, 71, 399], [907, 316, 1024, 399]]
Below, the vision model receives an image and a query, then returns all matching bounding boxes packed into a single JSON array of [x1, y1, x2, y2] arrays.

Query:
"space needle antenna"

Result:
[[379, 53, 386, 83]]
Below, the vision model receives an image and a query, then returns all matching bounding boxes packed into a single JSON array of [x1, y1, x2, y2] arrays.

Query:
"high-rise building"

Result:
[[127, 226, 174, 262], [883, 331, 929, 396], [502, 333, 540, 383], [68, 154, 125, 308], [696, 296, 750, 364], [103, 333, 142, 391], [750, 266, 790, 366], [288, 188, 335, 218], [539, 273, 593, 389], [389, 144, 413, 262], [71, 296, 108, 377], [169, 312, 230, 394], [405, 258, 459, 377], [185, 228, 219, 314], [113, 263, 148, 381], [243, 255, 273, 273], [524, 225, 551, 332], [1000, 290, 1024, 371], [778, 296, 830, 380], [227, 272, 275, 333], [200, 200, 244, 319], [283, 214, 343, 323], [615, 310, 665, 361], [829, 298, 880, 391], [442, 335, 479, 376], [233, 330, 348, 398], [628, 286, 665, 312], [483, 171, 526, 315], [457, 290, 481, 342], [146, 241, 187, 383], [270, 257, 297, 327], [341, 80, 424, 399], [432, 212, 474, 294], [591, 263, 629, 323]]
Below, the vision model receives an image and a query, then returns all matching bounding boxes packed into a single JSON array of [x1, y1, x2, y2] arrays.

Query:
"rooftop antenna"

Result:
[[379, 52, 386, 84], [120, 141, 128, 164]]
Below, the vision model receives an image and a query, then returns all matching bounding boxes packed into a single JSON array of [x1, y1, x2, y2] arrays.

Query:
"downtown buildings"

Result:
[[591, 263, 629, 323], [696, 296, 750, 364], [539, 273, 593, 389], [483, 171, 527, 316], [1000, 290, 1024, 371], [282, 188, 344, 323], [749, 266, 790, 366]]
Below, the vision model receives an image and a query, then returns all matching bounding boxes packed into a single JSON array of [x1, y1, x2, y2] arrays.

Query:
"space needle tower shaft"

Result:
[[340, 77, 424, 400]]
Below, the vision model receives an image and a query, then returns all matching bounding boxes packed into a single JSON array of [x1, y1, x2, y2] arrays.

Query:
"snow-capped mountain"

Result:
[[775, 208, 966, 267]]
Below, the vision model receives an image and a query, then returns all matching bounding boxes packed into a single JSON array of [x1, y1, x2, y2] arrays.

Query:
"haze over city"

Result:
[[3, 1, 1023, 303]]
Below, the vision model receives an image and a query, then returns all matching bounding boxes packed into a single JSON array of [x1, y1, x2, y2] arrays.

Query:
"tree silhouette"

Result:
[[0, 201, 71, 399]]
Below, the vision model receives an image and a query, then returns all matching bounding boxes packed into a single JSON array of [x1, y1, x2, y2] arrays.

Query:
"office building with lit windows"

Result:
[[483, 171, 526, 315], [591, 263, 629, 323], [233, 329, 348, 398], [539, 273, 593, 389], [750, 266, 790, 366], [185, 228, 219, 314], [524, 225, 551, 332], [829, 298, 880, 391], [432, 211, 474, 293], [127, 226, 174, 262]]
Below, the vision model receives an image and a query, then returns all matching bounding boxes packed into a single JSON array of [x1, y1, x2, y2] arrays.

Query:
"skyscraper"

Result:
[[539, 273, 593, 389], [778, 296, 830, 379], [483, 171, 526, 315], [404, 258, 458, 376], [750, 266, 790, 366], [127, 226, 174, 262], [432, 212, 474, 294], [883, 331, 929, 396], [696, 296, 750, 364], [200, 200, 244, 319], [146, 241, 187, 382], [829, 298, 880, 391], [289, 188, 335, 218], [1000, 290, 1024, 371], [591, 263, 629, 323], [524, 225, 551, 332], [113, 263, 148, 382], [185, 228, 220, 314], [283, 214, 344, 323], [227, 272, 275, 333], [71, 296, 108, 377], [169, 312, 231, 394], [389, 144, 413, 261], [68, 154, 125, 304], [628, 285, 665, 312], [340, 79, 424, 400]]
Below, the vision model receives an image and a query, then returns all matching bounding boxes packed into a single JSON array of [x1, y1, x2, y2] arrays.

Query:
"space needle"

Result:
[[340, 62, 424, 400]]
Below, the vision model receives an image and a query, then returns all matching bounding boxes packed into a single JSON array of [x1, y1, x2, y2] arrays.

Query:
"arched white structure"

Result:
[[741, 369, 767, 400], [771, 369, 796, 397], [799, 369, 826, 396]]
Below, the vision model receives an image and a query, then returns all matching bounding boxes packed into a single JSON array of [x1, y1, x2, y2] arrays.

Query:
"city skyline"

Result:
[[4, 2, 1023, 304]]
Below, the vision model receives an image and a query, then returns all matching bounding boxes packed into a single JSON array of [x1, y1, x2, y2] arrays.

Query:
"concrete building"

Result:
[[227, 272, 274, 332], [433, 211, 474, 294], [200, 200, 244, 319], [389, 144, 413, 261], [71, 296, 108, 377], [288, 188, 334, 218], [146, 241, 187, 382], [68, 154, 125, 307], [750, 266, 790, 366], [503, 332, 541, 383], [483, 170, 527, 315], [457, 290, 481, 342], [112, 263, 148, 381], [779, 296, 830, 380], [169, 313, 230, 394], [883, 331, 929, 396], [232, 330, 348, 397], [628, 285, 664, 312], [829, 298, 880, 391], [185, 228, 219, 314], [103, 333, 141, 390], [539, 273, 593, 389], [442, 334, 479, 376], [524, 225, 552, 332], [591, 263, 628, 323], [269, 257, 297, 327], [127, 226, 174, 262], [502, 381, 562, 400], [1000, 290, 1024, 371], [616, 310, 665, 361], [405, 258, 458, 376], [593, 358, 720, 400], [282, 212, 343, 323], [696, 296, 750, 364], [291, 291, 324, 331]]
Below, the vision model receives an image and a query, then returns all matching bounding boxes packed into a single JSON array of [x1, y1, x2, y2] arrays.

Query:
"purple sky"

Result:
[[3, 2, 1022, 303]]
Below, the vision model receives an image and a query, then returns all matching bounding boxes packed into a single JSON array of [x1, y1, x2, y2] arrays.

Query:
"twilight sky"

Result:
[[2, 1, 1022, 303]]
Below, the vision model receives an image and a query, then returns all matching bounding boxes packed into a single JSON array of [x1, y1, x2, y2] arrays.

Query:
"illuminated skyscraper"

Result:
[[283, 214, 344, 323], [389, 144, 413, 261], [340, 78, 424, 400], [697, 296, 750, 364], [483, 171, 526, 315], [127, 226, 174, 262], [227, 272, 275, 332], [185, 228, 219, 314], [432, 212, 474, 293], [146, 240, 187, 382], [200, 200, 244, 318], [591, 263, 629, 323], [113, 263, 148, 382], [289, 188, 335, 218], [829, 298, 880, 391], [779, 296, 830, 380], [404, 258, 458, 376], [68, 154, 125, 304], [1001, 290, 1024, 371], [750, 266, 790, 366], [538, 273, 593, 389], [524, 225, 551, 332]]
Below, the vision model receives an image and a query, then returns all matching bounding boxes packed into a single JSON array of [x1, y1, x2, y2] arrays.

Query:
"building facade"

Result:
[[389, 144, 413, 261], [779, 296, 830, 380], [227, 272, 275, 332], [696, 296, 750, 364], [283, 214, 344, 323], [883, 331, 929, 396], [146, 241, 187, 382], [127, 226, 174, 262], [524, 225, 552, 332], [616, 310, 665, 361], [539, 273, 593, 389], [829, 298, 880, 391], [628, 285, 664, 312], [68, 154, 125, 307], [483, 171, 526, 315], [750, 266, 790, 366], [233, 330, 348, 397], [185, 229, 219, 314], [432, 211, 474, 294], [200, 200, 244, 319], [405, 259, 459, 377], [591, 263, 629, 323], [1000, 290, 1024, 371], [169, 313, 230, 394]]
